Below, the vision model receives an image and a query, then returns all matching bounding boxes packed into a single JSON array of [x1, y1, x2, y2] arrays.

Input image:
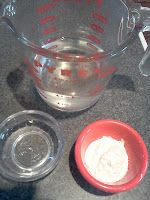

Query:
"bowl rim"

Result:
[[74, 119, 148, 193], [0, 110, 65, 182]]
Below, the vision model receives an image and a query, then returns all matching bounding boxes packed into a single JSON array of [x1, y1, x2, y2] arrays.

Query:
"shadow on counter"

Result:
[[0, 184, 35, 200], [106, 74, 135, 91], [69, 144, 113, 196]]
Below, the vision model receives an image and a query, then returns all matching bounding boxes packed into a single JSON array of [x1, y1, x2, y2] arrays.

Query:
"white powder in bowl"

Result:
[[84, 136, 128, 184]]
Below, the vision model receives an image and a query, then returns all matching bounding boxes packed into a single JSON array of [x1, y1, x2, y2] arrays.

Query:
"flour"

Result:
[[84, 136, 128, 183]]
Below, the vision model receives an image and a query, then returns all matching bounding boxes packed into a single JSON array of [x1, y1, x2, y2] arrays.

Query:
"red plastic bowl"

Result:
[[74, 120, 148, 193]]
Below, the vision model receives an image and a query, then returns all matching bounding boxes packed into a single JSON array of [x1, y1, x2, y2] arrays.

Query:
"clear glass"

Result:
[[0, 0, 150, 112], [0, 110, 64, 182]]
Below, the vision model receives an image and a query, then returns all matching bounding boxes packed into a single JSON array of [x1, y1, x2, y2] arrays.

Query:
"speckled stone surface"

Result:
[[0, 1, 150, 200]]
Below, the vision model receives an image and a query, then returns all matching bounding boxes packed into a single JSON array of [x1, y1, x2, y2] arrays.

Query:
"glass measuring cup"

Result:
[[0, 0, 150, 112]]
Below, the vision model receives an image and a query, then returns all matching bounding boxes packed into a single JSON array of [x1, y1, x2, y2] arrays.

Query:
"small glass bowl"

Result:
[[0, 110, 64, 182]]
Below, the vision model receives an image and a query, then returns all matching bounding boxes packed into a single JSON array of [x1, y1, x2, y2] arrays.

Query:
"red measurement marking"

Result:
[[61, 69, 72, 77], [47, 66, 56, 73], [87, 34, 101, 44], [34, 60, 42, 68], [76, 55, 85, 62], [43, 26, 57, 35], [63, 53, 74, 61], [86, 0, 93, 4], [99, 66, 117, 79], [28, 69, 35, 78], [90, 84, 104, 96], [53, 0, 81, 3], [87, 42, 98, 50], [49, 45, 58, 49], [32, 64, 39, 73], [94, 68, 101, 74], [28, 67, 35, 77], [24, 58, 30, 66], [96, 0, 103, 6], [92, 12, 108, 24], [36, 3, 56, 14], [77, 69, 87, 78], [40, 16, 57, 25], [87, 0, 103, 6], [90, 23, 104, 34], [24, 59, 38, 73], [35, 48, 48, 55], [46, 37, 58, 44], [90, 52, 106, 61], [28, 68, 42, 82]]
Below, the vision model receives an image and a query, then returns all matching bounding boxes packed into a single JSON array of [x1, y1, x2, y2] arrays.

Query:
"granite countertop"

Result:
[[0, 1, 150, 200]]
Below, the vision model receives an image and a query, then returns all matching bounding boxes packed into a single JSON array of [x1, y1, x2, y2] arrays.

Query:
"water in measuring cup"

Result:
[[34, 38, 104, 112]]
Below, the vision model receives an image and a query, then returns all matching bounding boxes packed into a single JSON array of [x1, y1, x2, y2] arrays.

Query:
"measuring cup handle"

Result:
[[138, 6, 150, 76], [0, 16, 20, 38]]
